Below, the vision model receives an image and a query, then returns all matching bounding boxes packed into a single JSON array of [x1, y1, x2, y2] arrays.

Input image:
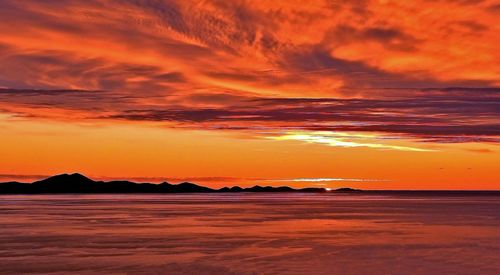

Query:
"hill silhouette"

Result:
[[0, 173, 362, 194]]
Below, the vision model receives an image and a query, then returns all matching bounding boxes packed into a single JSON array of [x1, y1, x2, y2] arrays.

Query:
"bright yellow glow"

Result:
[[268, 132, 434, 152]]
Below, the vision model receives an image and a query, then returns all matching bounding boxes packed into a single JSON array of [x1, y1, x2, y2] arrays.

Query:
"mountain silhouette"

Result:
[[0, 173, 361, 194], [32, 173, 96, 193]]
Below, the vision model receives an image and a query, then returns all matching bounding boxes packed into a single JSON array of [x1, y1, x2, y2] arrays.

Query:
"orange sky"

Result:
[[0, 0, 499, 189]]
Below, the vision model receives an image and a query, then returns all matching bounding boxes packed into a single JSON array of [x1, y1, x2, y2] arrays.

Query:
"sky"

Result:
[[0, 0, 499, 189]]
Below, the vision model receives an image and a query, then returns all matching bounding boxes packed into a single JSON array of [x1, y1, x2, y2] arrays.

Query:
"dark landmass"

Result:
[[1, 173, 499, 195], [0, 173, 341, 194]]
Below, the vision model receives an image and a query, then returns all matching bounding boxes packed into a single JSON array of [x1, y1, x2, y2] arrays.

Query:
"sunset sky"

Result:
[[0, 0, 499, 189]]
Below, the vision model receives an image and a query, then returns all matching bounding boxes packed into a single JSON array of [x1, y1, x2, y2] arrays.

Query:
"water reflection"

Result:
[[1, 194, 499, 274]]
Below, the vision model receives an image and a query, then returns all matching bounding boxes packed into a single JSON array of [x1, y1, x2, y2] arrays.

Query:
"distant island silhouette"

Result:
[[0, 173, 361, 194], [2, 173, 499, 195]]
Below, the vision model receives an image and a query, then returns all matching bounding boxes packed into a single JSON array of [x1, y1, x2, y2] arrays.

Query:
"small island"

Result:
[[0, 173, 363, 194]]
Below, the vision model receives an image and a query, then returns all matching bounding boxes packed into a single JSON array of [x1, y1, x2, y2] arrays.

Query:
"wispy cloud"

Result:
[[268, 131, 434, 152], [1, 87, 498, 145], [265, 178, 388, 183], [0, 174, 49, 181]]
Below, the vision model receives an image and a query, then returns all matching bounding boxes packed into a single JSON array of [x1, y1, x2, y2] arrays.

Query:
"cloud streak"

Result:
[[0, 87, 498, 147], [266, 178, 389, 183], [267, 132, 434, 152]]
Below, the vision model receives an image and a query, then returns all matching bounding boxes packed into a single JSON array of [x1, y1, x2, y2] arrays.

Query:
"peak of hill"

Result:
[[0, 173, 362, 194], [34, 173, 94, 185]]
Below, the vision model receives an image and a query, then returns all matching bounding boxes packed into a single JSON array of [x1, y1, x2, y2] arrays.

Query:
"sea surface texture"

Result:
[[1, 193, 499, 274]]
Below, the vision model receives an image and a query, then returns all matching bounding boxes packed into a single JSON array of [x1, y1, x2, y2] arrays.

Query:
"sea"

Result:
[[1, 193, 499, 274]]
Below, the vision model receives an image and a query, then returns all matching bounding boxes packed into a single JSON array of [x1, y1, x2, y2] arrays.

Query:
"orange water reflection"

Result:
[[1, 194, 499, 274]]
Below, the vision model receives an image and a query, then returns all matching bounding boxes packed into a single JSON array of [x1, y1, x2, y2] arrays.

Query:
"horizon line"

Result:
[[1, 173, 499, 191]]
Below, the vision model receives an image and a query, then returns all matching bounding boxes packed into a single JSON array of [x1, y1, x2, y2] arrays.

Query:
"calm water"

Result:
[[1, 194, 499, 274]]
